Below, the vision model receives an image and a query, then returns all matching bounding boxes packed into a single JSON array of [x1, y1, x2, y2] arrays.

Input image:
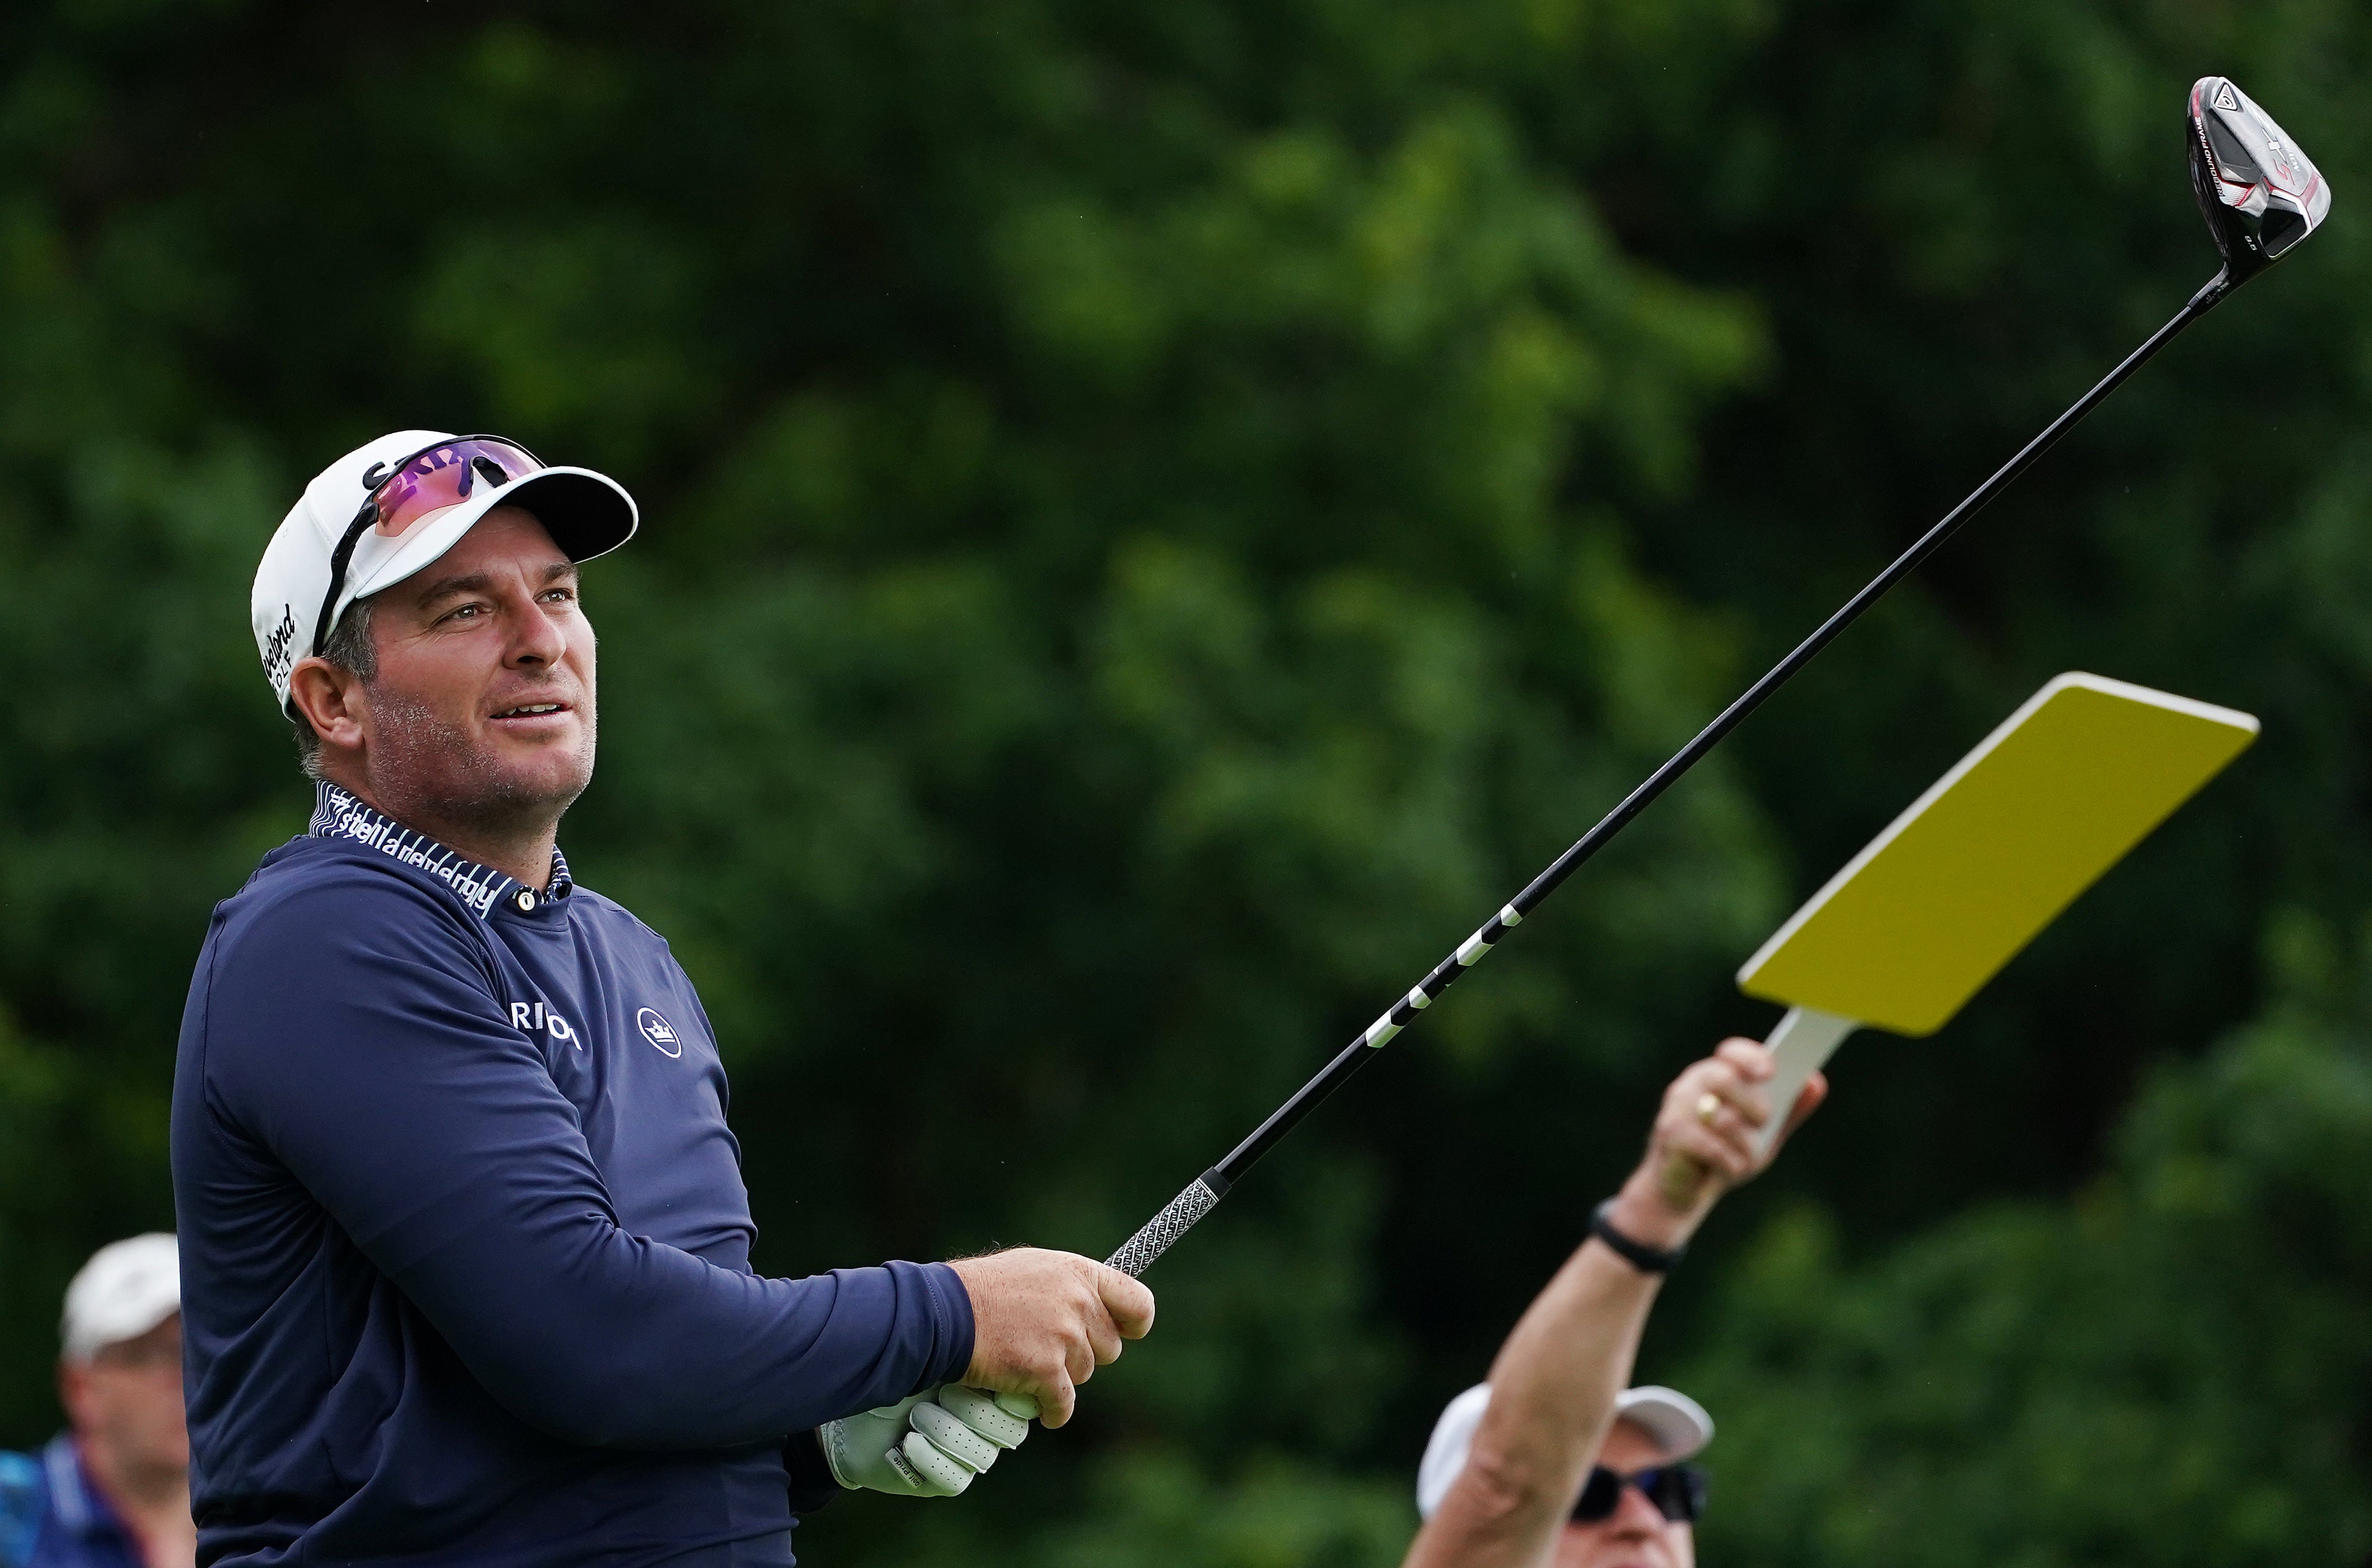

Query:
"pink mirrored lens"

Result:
[[371, 439, 541, 537]]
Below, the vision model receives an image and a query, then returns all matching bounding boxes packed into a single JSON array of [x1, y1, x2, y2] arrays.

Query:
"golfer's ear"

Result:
[[288, 656, 366, 751]]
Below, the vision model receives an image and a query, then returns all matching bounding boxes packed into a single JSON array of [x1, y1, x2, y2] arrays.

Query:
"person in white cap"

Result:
[[1400, 1040, 1825, 1568], [0, 1234, 194, 1568], [1416, 1385, 1713, 1568], [171, 433, 1155, 1567]]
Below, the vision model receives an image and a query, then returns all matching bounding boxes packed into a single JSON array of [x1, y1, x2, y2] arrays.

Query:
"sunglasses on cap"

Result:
[[1572, 1463, 1707, 1526], [311, 435, 544, 661]]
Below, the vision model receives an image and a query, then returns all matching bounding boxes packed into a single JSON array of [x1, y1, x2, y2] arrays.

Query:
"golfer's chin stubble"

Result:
[[363, 684, 597, 836]]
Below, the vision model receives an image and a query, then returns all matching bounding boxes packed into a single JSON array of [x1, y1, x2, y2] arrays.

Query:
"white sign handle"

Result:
[[1751, 1006, 1857, 1157]]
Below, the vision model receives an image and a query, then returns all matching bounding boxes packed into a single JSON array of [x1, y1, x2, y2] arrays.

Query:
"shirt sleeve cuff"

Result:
[[918, 1261, 975, 1391]]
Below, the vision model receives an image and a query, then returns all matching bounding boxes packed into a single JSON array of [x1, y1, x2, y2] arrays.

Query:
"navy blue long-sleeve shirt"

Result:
[[171, 784, 973, 1566]]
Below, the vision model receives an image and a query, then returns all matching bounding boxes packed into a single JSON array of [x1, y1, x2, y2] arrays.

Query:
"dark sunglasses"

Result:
[[1573, 1462, 1707, 1525]]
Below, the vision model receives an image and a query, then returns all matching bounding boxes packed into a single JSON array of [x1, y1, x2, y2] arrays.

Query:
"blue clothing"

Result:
[[171, 784, 973, 1566], [0, 1436, 144, 1568]]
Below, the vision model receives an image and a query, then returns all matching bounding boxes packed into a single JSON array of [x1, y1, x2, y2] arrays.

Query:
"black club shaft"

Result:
[[1104, 272, 2231, 1280]]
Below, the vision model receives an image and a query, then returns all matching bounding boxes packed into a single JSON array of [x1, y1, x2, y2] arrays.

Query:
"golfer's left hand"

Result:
[[820, 1384, 1038, 1497]]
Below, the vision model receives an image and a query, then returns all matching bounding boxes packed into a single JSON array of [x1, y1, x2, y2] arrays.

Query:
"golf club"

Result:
[[1104, 76, 2331, 1279]]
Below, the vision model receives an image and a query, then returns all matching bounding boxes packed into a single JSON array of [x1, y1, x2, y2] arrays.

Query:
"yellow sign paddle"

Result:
[[1736, 672, 2257, 1151]]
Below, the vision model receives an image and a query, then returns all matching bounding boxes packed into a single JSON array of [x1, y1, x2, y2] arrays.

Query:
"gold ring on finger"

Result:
[[1695, 1091, 1722, 1125]]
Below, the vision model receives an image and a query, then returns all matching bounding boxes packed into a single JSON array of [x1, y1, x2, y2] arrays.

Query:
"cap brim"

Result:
[[1614, 1386, 1714, 1461], [1414, 1383, 1712, 1520], [1416, 1384, 1491, 1520], [345, 465, 638, 606]]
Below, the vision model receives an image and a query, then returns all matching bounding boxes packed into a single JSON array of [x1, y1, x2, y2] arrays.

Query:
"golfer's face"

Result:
[[366, 505, 595, 817], [1553, 1420, 1694, 1568]]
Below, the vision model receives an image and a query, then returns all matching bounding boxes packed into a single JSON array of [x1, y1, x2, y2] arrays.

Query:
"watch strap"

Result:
[[1590, 1199, 1687, 1273]]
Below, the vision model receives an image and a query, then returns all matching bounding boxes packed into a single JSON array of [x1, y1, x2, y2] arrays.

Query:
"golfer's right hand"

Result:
[[946, 1247, 1155, 1426]]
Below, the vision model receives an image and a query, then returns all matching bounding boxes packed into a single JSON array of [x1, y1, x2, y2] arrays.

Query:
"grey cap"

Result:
[[1416, 1383, 1714, 1520]]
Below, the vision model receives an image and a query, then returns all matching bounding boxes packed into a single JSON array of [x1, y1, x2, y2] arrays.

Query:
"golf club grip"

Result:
[[1104, 1169, 1230, 1277]]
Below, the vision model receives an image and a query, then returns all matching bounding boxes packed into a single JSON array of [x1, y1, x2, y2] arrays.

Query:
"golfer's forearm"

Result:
[[294, 1071, 977, 1446], [1400, 1238, 1661, 1568], [437, 1248, 975, 1448]]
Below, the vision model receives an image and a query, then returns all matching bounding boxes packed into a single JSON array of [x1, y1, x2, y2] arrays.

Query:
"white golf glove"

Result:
[[820, 1384, 1038, 1497]]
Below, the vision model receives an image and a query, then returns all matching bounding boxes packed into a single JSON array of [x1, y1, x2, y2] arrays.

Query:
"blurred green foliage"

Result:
[[1691, 911, 2372, 1566], [0, 0, 2366, 1563]]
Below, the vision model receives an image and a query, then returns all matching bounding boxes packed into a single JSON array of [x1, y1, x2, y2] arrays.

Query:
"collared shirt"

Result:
[[309, 780, 572, 915], [171, 784, 973, 1568], [0, 1436, 143, 1568]]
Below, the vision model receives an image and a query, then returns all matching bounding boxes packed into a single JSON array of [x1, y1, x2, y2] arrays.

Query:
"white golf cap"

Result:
[[60, 1233, 180, 1364], [251, 430, 638, 712], [1415, 1383, 1714, 1520]]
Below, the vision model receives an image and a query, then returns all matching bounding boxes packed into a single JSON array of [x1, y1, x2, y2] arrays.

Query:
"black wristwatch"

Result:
[[1589, 1199, 1687, 1273]]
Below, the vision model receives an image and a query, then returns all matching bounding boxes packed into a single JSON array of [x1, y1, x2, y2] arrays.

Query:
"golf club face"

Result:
[[2189, 76, 2331, 287]]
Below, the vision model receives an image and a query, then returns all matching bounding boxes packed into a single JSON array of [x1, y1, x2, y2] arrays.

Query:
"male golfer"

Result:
[[1402, 1039, 1823, 1568], [171, 433, 1154, 1565]]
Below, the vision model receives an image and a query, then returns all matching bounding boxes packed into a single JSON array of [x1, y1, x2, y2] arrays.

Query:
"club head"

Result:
[[2189, 76, 2331, 288]]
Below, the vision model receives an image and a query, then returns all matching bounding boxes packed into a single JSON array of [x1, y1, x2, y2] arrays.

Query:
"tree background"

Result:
[[1, 1, 2368, 1562]]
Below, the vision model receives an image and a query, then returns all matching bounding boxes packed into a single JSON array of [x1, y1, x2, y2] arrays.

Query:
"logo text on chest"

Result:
[[512, 1001, 581, 1049]]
